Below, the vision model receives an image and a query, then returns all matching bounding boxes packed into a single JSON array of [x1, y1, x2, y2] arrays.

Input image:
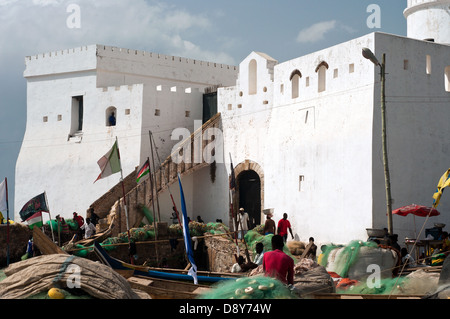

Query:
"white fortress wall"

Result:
[[371, 33, 450, 241], [263, 33, 377, 244]]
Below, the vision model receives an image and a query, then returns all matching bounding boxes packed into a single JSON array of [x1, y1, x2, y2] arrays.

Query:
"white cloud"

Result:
[[296, 20, 337, 43], [0, 0, 235, 65]]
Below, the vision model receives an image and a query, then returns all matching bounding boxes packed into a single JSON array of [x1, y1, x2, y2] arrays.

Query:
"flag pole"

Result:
[[5, 177, 10, 266], [147, 156, 157, 233], [148, 131, 161, 222], [229, 153, 240, 259], [149, 130, 181, 225], [44, 191, 55, 243], [116, 137, 130, 232], [115, 137, 134, 264]]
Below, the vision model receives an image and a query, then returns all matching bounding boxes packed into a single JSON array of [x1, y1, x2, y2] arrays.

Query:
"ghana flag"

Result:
[[136, 159, 150, 183]]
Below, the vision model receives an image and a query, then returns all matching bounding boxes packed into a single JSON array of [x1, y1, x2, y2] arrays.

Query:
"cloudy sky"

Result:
[[0, 0, 407, 215]]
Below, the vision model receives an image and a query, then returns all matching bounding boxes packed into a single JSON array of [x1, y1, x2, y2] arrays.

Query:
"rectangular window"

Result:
[[426, 55, 432, 74], [403, 60, 409, 70], [305, 77, 310, 87], [70, 95, 83, 135], [299, 175, 304, 191], [228, 104, 232, 110], [349, 63, 355, 73], [333, 68, 338, 78], [155, 109, 160, 116], [445, 66, 450, 92], [125, 109, 130, 115], [57, 114, 62, 121], [43, 116, 48, 123]]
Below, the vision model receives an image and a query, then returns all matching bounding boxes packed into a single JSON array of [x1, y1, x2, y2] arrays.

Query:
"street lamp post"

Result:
[[362, 48, 393, 235]]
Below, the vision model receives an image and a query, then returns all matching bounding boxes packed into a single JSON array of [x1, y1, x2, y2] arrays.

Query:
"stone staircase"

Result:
[[90, 112, 223, 235]]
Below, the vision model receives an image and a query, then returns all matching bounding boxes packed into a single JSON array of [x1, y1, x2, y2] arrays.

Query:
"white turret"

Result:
[[404, 0, 450, 44]]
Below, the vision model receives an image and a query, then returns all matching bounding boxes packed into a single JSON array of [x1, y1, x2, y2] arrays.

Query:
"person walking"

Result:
[[277, 213, 294, 242], [264, 213, 276, 235], [237, 208, 249, 241]]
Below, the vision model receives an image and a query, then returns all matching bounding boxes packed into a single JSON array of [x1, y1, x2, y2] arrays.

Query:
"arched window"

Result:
[[249, 59, 257, 95], [290, 69, 302, 99], [106, 106, 117, 126], [315, 61, 329, 93]]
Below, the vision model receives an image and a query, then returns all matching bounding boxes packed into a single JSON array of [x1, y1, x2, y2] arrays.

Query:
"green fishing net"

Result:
[[168, 221, 231, 237], [318, 240, 379, 278], [244, 230, 295, 260], [337, 276, 409, 295], [198, 275, 298, 299]]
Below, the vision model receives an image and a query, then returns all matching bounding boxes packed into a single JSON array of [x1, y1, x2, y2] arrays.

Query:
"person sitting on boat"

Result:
[[231, 255, 245, 273], [253, 242, 265, 266]]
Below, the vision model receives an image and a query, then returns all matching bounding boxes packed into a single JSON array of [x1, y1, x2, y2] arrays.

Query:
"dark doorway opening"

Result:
[[238, 170, 261, 228]]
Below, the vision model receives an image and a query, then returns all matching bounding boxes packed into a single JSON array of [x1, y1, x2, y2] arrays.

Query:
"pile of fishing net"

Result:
[[198, 275, 298, 299], [117, 225, 156, 242], [205, 222, 230, 235], [169, 222, 230, 237], [46, 218, 79, 231], [0, 254, 149, 299], [318, 240, 399, 280]]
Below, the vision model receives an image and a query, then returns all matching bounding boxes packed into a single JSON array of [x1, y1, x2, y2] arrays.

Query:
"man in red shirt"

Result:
[[263, 234, 294, 285], [277, 213, 294, 242]]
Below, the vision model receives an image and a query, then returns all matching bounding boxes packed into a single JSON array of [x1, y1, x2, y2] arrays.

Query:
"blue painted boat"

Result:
[[93, 241, 235, 283]]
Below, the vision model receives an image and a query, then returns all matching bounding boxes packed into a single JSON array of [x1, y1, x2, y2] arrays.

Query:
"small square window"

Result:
[[333, 68, 339, 78], [185, 111, 190, 117], [43, 116, 48, 122], [57, 114, 62, 121], [125, 109, 130, 115], [305, 77, 310, 87], [403, 60, 409, 70], [155, 109, 160, 116], [228, 104, 232, 110], [349, 63, 355, 73]]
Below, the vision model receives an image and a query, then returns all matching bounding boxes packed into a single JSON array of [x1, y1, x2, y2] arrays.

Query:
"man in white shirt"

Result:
[[81, 218, 96, 239], [237, 208, 249, 240]]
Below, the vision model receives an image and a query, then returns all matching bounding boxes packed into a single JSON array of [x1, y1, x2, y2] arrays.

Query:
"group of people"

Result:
[[236, 208, 294, 243], [53, 211, 98, 242], [231, 234, 297, 286]]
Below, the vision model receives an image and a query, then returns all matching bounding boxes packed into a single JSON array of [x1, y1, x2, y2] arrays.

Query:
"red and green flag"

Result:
[[18, 192, 49, 222], [136, 159, 150, 183], [94, 140, 121, 183], [26, 211, 44, 229]]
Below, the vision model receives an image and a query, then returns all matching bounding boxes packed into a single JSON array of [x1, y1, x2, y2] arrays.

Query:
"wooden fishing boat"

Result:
[[93, 241, 237, 284], [126, 275, 211, 299]]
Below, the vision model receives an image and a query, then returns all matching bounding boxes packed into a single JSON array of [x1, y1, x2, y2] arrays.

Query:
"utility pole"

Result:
[[363, 48, 393, 235]]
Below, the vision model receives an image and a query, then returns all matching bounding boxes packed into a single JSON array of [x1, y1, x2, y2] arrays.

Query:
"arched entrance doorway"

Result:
[[238, 170, 261, 228], [229, 160, 264, 230]]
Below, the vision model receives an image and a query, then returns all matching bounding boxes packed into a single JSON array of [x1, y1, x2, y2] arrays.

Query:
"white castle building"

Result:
[[16, 0, 450, 245]]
